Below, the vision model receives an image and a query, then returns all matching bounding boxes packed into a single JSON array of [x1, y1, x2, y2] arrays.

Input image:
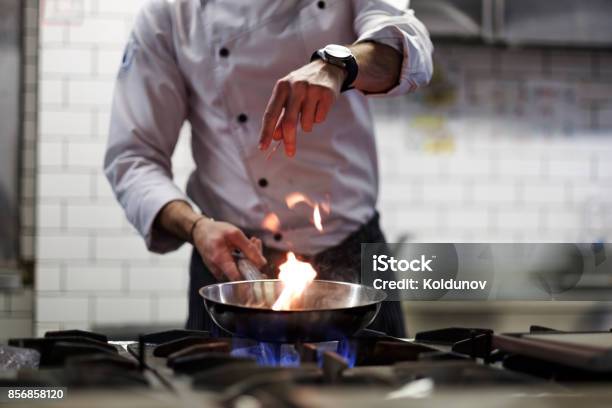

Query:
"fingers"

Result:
[[226, 229, 267, 268], [281, 85, 305, 157], [261, 63, 340, 158], [315, 92, 333, 123], [259, 81, 289, 151], [300, 91, 318, 132], [216, 251, 243, 282], [250, 236, 263, 253], [272, 112, 284, 141], [204, 248, 242, 282]]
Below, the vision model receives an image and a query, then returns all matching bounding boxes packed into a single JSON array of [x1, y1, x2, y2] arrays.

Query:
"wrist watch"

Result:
[[311, 44, 358, 92]]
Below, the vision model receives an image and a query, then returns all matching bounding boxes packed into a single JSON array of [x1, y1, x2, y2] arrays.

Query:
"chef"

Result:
[[104, 0, 433, 337]]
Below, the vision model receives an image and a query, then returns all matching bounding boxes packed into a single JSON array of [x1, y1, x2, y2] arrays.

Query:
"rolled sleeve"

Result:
[[353, 0, 434, 96], [104, 0, 189, 253]]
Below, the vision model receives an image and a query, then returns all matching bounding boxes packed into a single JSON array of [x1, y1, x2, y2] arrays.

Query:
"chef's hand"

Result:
[[192, 218, 266, 281], [258, 59, 346, 157]]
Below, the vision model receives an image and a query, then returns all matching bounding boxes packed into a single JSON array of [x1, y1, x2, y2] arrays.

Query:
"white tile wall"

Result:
[[36, 296, 89, 323], [33, 1, 612, 336], [94, 296, 153, 324]]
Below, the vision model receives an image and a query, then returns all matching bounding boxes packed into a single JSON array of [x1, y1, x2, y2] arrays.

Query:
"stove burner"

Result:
[[6, 330, 149, 388], [231, 340, 302, 367]]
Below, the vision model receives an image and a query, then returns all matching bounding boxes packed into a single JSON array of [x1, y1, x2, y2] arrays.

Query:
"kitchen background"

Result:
[[1, 0, 611, 341]]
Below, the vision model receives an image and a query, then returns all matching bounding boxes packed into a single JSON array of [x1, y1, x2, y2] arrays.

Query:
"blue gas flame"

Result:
[[231, 341, 301, 367], [336, 338, 357, 368]]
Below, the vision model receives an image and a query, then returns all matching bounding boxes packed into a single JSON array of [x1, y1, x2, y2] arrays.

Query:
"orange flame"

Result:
[[285, 192, 329, 232], [261, 213, 281, 232], [285, 192, 313, 209], [313, 204, 323, 232], [272, 252, 317, 311]]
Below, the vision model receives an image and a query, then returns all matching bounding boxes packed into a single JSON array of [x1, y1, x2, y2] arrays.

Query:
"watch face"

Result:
[[323, 44, 352, 59]]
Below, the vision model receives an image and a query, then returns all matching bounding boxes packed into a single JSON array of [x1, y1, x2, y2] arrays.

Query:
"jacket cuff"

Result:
[[356, 24, 433, 96], [127, 183, 190, 254]]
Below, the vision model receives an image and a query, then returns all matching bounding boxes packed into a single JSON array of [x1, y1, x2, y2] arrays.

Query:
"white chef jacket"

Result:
[[104, 0, 433, 255]]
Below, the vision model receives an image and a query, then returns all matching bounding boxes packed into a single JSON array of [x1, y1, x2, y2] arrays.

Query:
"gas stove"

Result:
[[3, 326, 612, 407]]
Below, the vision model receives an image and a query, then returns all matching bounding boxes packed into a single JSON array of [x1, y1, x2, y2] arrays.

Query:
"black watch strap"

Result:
[[311, 49, 358, 93]]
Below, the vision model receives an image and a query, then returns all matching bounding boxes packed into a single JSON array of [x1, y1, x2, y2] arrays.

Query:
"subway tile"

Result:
[[36, 264, 62, 291], [36, 296, 89, 322], [423, 182, 465, 203], [41, 48, 93, 75], [95, 235, 152, 260], [569, 183, 612, 206], [157, 296, 188, 323], [498, 158, 544, 178], [445, 155, 491, 177], [95, 111, 112, 137], [543, 209, 585, 231], [40, 110, 94, 137], [0, 318, 33, 341], [37, 234, 91, 260], [95, 173, 116, 199], [395, 153, 445, 177], [94, 296, 153, 324], [39, 78, 64, 106], [36, 203, 63, 229], [547, 159, 591, 179], [128, 266, 186, 293], [496, 209, 541, 230], [65, 202, 125, 229], [67, 79, 115, 107], [379, 181, 421, 206], [66, 141, 107, 167], [445, 208, 490, 230], [40, 25, 66, 45], [473, 182, 518, 203], [395, 207, 441, 230], [9, 290, 33, 313], [96, 48, 123, 76], [38, 173, 93, 198], [597, 157, 612, 180], [155, 243, 192, 265], [97, 0, 144, 15], [67, 17, 128, 45], [64, 265, 122, 291], [522, 184, 567, 204], [38, 141, 64, 166]]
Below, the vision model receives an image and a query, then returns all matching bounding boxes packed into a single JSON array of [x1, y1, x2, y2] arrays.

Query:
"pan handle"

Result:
[[233, 250, 265, 280]]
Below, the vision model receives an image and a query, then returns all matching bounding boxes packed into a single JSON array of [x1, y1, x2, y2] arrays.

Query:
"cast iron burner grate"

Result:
[[6, 329, 149, 388]]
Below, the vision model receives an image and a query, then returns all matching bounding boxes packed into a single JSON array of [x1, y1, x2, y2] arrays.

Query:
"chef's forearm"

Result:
[[154, 200, 202, 243], [350, 41, 402, 94]]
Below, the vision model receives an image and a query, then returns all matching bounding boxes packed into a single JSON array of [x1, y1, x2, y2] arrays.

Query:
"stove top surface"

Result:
[[3, 326, 612, 407]]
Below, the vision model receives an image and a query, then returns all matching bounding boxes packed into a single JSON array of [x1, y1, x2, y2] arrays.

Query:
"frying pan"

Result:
[[199, 277, 387, 343]]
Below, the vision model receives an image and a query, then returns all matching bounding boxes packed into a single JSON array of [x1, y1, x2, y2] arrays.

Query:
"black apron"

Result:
[[186, 212, 406, 338]]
